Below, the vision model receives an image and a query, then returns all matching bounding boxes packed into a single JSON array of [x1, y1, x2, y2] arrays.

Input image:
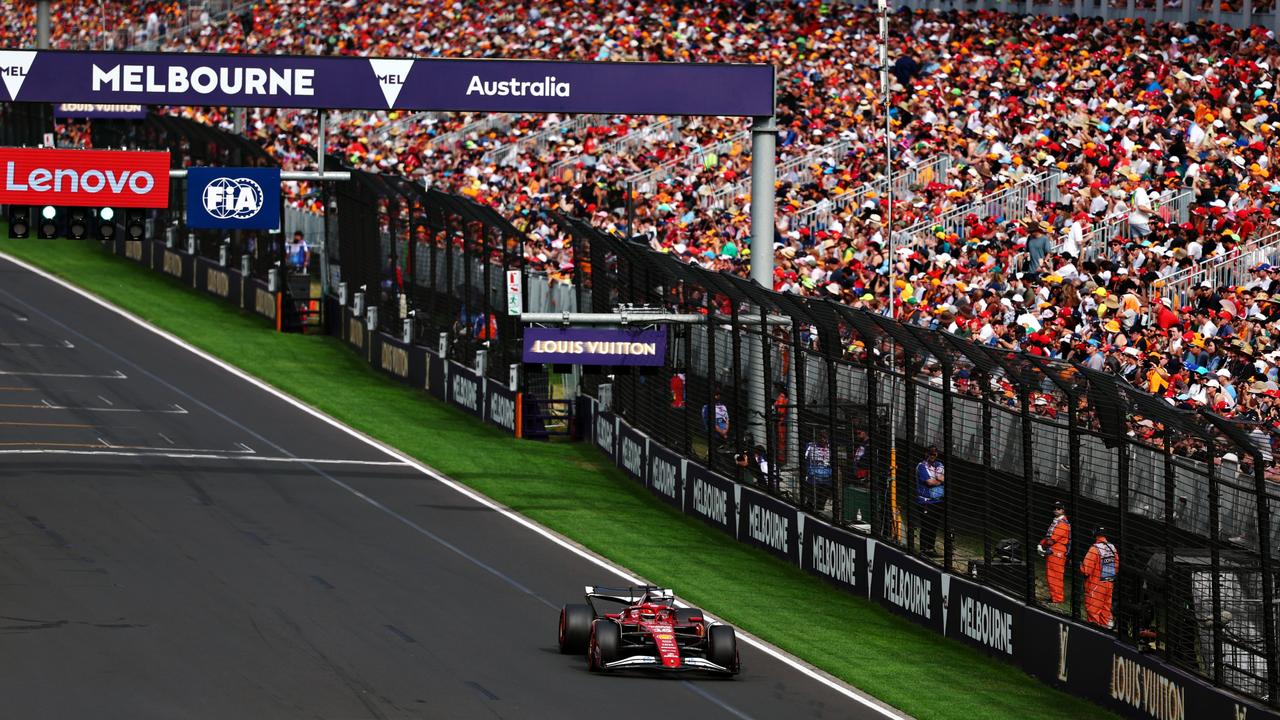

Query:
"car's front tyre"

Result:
[[588, 619, 620, 672], [708, 625, 740, 675]]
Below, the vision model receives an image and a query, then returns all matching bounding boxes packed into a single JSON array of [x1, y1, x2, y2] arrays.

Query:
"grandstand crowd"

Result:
[[12, 0, 1280, 461]]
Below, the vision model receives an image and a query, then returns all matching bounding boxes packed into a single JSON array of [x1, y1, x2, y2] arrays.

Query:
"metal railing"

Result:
[[428, 113, 515, 151], [895, 0, 1280, 32], [903, 170, 1062, 244], [626, 130, 751, 194], [479, 115, 597, 167], [698, 136, 857, 211], [1160, 228, 1280, 307], [787, 154, 954, 231], [548, 116, 686, 183]]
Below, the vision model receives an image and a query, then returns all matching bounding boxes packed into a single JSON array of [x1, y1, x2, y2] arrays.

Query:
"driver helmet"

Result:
[[639, 606, 658, 621]]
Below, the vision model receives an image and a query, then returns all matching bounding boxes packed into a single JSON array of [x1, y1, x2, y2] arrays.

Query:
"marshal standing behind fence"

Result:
[[915, 446, 945, 558]]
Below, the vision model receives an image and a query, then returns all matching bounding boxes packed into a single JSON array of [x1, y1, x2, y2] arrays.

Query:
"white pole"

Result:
[[749, 110, 777, 449]]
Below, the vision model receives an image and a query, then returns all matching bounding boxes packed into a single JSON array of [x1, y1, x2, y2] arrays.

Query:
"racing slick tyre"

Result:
[[588, 619, 621, 673], [708, 625, 740, 675], [559, 604, 593, 654], [675, 607, 705, 624]]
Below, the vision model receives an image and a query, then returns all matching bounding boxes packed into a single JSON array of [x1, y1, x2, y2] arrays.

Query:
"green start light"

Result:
[[100, 207, 115, 221], [41, 205, 56, 220]]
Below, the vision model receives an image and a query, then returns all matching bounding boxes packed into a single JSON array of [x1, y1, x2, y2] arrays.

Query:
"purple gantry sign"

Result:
[[524, 327, 667, 367], [0, 50, 774, 117]]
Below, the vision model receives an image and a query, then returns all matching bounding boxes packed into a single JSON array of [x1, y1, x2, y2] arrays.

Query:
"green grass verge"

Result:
[[0, 238, 1116, 720]]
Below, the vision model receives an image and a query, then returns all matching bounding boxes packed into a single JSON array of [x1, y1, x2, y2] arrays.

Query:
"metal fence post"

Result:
[[1207, 442, 1224, 686], [1253, 456, 1279, 702], [982, 375, 994, 573], [1067, 400, 1082, 621], [1161, 435, 1176, 658], [1020, 388, 1036, 602], [941, 364, 954, 571]]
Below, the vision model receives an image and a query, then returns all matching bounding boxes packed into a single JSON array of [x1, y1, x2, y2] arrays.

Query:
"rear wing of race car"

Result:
[[583, 585, 674, 615]]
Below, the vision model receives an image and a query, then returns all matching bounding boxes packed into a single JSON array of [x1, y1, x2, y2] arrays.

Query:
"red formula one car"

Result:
[[557, 585, 740, 675]]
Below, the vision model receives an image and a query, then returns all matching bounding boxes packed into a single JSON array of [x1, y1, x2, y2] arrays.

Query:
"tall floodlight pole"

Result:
[[880, 0, 893, 320], [879, 0, 904, 542], [749, 113, 777, 449]]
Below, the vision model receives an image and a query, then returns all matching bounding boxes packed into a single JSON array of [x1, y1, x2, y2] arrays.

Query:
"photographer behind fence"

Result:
[[734, 445, 769, 488]]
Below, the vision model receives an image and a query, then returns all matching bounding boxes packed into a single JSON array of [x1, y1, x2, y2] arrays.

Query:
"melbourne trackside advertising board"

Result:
[[645, 441, 684, 509], [942, 574, 1021, 660], [0, 147, 169, 208], [616, 419, 646, 482], [195, 256, 240, 304], [737, 486, 799, 564], [868, 540, 944, 634], [523, 327, 667, 367], [485, 380, 521, 437], [0, 50, 773, 117], [684, 461, 736, 537], [1019, 608, 1280, 720], [446, 361, 485, 419], [53, 102, 146, 119], [801, 518, 867, 597], [186, 167, 281, 230], [594, 409, 617, 463]]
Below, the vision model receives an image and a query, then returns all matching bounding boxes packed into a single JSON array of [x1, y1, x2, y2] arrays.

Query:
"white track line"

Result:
[[0, 340, 75, 348], [0, 448, 411, 466], [1, 401, 188, 414], [0, 369, 126, 379], [0, 251, 907, 720]]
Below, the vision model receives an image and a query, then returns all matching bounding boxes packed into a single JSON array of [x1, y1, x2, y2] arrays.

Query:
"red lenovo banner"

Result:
[[0, 147, 170, 208]]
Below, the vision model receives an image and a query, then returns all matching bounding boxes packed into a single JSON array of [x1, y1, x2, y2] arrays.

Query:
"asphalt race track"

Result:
[[0, 255, 897, 720]]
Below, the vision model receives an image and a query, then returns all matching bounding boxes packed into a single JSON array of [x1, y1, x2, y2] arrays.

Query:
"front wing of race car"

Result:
[[601, 655, 737, 673]]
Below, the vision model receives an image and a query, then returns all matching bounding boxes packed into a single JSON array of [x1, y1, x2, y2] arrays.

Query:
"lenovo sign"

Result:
[[0, 147, 169, 208]]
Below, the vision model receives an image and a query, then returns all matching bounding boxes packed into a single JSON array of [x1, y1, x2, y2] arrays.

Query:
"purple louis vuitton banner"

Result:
[[0, 50, 774, 117], [524, 327, 667, 366], [53, 103, 148, 119]]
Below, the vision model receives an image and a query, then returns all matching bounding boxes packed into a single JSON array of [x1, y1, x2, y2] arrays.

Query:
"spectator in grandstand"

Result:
[[915, 446, 945, 557], [1081, 526, 1119, 629], [1039, 500, 1072, 605]]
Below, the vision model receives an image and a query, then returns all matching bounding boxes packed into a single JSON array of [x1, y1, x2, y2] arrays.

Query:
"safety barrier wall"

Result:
[[106, 236, 282, 327], [330, 302, 523, 437], [579, 392, 1279, 720]]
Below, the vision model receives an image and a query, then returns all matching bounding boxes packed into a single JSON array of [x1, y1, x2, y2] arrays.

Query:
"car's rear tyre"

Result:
[[588, 619, 621, 672], [675, 607, 705, 624], [559, 604, 593, 654], [708, 625, 740, 675]]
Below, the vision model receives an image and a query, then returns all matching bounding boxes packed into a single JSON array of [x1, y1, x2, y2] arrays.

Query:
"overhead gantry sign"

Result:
[[0, 50, 774, 117]]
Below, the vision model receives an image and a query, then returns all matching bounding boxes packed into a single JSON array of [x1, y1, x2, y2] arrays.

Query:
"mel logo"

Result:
[[0, 51, 36, 100], [202, 177, 264, 220], [368, 59, 414, 108]]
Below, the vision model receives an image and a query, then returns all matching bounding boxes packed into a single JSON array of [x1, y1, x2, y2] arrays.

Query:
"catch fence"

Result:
[[570, 226, 1279, 707]]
